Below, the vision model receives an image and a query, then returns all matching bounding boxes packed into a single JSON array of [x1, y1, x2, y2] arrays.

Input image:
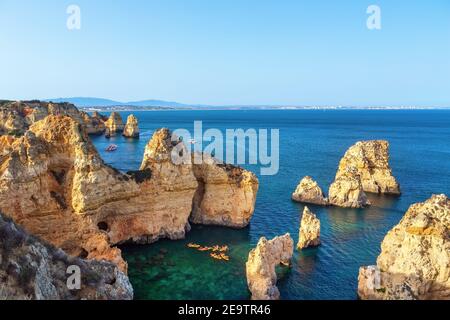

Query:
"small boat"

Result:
[[219, 245, 228, 252], [211, 245, 220, 252], [198, 246, 211, 252], [187, 243, 200, 248], [189, 139, 196, 145], [105, 144, 118, 152]]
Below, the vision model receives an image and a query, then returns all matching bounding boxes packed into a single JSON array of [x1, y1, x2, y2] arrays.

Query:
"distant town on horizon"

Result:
[[3, 97, 447, 111]]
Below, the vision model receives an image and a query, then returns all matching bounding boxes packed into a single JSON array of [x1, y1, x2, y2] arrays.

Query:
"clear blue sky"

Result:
[[0, 0, 449, 106]]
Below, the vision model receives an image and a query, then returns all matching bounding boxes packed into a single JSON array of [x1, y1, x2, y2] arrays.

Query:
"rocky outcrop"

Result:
[[328, 168, 370, 208], [83, 111, 106, 135], [104, 112, 124, 137], [292, 176, 328, 205], [330, 140, 400, 203], [92, 111, 108, 122], [122, 115, 140, 138], [297, 207, 321, 250], [0, 213, 133, 300], [0, 118, 258, 275], [358, 194, 450, 300], [0, 101, 106, 136], [297, 141, 399, 208], [190, 154, 259, 228], [246, 234, 294, 300], [329, 140, 399, 208]]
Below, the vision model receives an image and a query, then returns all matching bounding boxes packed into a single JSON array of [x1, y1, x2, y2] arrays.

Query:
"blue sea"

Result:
[[90, 110, 450, 300]]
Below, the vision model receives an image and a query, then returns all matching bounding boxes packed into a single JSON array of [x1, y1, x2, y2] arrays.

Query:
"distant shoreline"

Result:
[[81, 106, 450, 112]]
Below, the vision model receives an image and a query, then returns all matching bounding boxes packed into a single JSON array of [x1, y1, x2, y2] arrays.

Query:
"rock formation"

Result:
[[83, 111, 106, 135], [0, 100, 105, 136], [292, 176, 328, 205], [190, 154, 259, 228], [122, 114, 140, 138], [0, 117, 258, 275], [104, 112, 124, 137], [0, 213, 133, 300], [92, 111, 108, 122], [329, 140, 399, 208], [358, 194, 450, 300], [328, 168, 370, 208], [297, 206, 321, 250], [246, 234, 294, 300]]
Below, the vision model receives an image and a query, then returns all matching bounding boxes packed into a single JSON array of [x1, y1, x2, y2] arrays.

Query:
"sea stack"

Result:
[[358, 194, 450, 300], [81, 111, 106, 135], [104, 112, 124, 137], [297, 206, 321, 250], [123, 114, 140, 138], [329, 140, 400, 208], [246, 234, 294, 300], [328, 168, 370, 208], [292, 176, 328, 205]]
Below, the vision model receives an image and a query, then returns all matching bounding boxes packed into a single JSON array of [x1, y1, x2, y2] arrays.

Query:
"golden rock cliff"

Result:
[[291, 176, 328, 205], [0, 101, 105, 136], [358, 194, 450, 300], [297, 206, 321, 250], [328, 168, 370, 208], [190, 154, 259, 228], [122, 114, 140, 138], [329, 140, 400, 208], [0, 118, 259, 273], [104, 112, 125, 137], [246, 234, 293, 300]]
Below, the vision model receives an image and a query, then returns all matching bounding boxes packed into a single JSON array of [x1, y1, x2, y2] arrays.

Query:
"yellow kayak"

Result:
[[220, 253, 230, 261], [210, 253, 223, 260]]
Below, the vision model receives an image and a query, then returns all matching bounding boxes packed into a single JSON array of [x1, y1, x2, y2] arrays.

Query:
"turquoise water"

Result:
[[90, 110, 450, 300]]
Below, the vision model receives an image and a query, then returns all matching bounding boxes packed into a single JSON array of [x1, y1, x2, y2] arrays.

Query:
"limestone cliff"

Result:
[[0, 118, 258, 275], [332, 140, 400, 194], [297, 206, 321, 250], [358, 194, 450, 300], [83, 111, 106, 135], [104, 112, 124, 137], [190, 154, 259, 228], [0, 213, 133, 300], [0, 101, 105, 136], [329, 140, 399, 208], [328, 168, 370, 208], [246, 234, 293, 300], [122, 114, 140, 138], [292, 176, 328, 205]]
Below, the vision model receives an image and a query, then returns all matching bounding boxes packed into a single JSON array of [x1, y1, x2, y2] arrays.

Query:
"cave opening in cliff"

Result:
[[126, 168, 152, 184], [190, 178, 206, 220], [78, 248, 89, 259], [50, 169, 66, 185], [97, 221, 109, 232]]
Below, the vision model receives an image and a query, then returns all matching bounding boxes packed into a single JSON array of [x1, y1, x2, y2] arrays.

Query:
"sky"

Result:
[[0, 0, 449, 107]]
